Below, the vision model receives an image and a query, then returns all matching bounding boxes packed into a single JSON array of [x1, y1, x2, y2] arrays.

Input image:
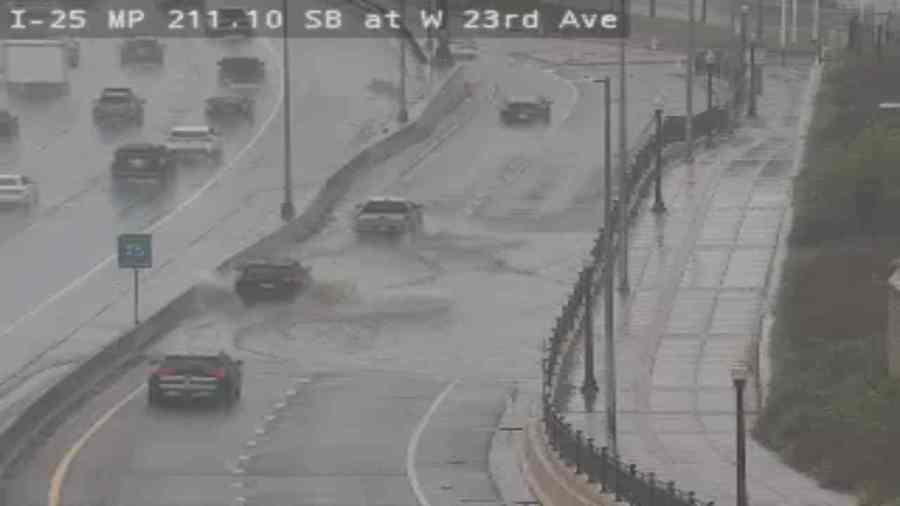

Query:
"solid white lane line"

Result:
[[0, 38, 285, 354], [406, 379, 458, 506]]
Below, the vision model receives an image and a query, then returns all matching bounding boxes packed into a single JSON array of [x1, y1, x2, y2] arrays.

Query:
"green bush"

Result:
[[791, 52, 900, 245], [760, 49, 900, 506]]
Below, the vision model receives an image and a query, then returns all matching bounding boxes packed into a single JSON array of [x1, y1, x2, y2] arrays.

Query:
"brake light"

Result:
[[154, 367, 176, 376], [211, 368, 226, 380]]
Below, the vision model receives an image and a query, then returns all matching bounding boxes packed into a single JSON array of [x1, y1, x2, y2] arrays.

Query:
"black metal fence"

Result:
[[536, 48, 751, 506]]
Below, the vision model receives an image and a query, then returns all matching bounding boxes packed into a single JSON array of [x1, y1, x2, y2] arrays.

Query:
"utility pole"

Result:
[[280, 0, 295, 222], [686, 0, 696, 163], [702, 0, 707, 23], [618, 0, 630, 294]]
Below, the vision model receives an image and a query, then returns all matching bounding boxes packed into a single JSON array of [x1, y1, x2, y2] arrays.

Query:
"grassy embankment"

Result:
[[755, 47, 900, 506]]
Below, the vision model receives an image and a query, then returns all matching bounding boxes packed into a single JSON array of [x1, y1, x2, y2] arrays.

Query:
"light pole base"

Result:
[[652, 200, 667, 213], [280, 201, 295, 222]]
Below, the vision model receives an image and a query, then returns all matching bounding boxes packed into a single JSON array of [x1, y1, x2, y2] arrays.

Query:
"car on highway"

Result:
[[353, 196, 424, 237], [205, 95, 254, 121], [234, 258, 311, 305], [0, 111, 20, 140], [92, 87, 145, 126], [147, 353, 243, 407], [165, 125, 223, 162], [500, 95, 552, 125], [0, 174, 37, 208], [218, 56, 265, 90], [120, 37, 164, 65], [110, 143, 174, 180]]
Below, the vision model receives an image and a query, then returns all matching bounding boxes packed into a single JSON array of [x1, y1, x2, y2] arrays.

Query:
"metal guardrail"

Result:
[[537, 51, 750, 506]]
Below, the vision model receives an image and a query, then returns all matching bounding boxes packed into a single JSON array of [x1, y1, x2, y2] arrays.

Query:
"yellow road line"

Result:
[[47, 384, 145, 506]]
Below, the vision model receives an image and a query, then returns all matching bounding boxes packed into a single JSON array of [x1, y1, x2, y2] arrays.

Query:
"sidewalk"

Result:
[[561, 62, 857, 506]]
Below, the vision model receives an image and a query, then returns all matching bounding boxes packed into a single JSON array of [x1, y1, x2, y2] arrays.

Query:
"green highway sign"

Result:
[[118, 233, 152, 269]]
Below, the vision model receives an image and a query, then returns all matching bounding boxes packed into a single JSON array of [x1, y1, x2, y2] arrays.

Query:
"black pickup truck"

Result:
[[147, 353, 243, 407]]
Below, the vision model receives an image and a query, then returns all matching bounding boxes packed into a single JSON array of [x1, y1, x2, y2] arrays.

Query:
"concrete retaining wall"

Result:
[[0, 63, 469, 481]]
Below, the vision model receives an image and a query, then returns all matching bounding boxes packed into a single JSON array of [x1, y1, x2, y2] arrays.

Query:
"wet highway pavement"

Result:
[[0, 2, 411, 426], [0, 38, 711, 506]]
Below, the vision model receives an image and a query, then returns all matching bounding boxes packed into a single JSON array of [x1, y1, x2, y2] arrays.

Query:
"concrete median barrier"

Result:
[[0, 63, 469, 484], [218, 63, 468, 271], [0, 286, 199, 478]]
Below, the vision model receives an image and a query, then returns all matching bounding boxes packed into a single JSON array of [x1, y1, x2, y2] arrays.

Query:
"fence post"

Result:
[[628, 463, 638, 503], [688, 491, 696, 505], [574, 429, 584, 474], [667, 481, 676, 506], [600, 446, 609, 492], [649, 471, 656, 506], [586, 438, 597, 482], [612, 453, 622, 501]]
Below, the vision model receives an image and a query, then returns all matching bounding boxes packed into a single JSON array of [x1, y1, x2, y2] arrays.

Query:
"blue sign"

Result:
[[118, 233, 152, 269]]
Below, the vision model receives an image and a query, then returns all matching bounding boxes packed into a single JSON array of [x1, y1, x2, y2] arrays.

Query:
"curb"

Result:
[[756, 61, 824, 410], [0, 64, 471, 483], [520, 419, 615, 506]]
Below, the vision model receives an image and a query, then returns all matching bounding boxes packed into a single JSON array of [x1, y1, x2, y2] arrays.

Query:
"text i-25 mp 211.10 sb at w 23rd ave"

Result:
[[2, 6, 629, 38]]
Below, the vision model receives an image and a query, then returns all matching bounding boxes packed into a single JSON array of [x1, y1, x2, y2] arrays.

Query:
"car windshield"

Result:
[[241, 265, 295, 281], [160, 355, 225, 372], [170, 130, 210, 139], [100, 92, 132, 102], [221, 59, 260, 73], [361, 201, 409, 214], [117, 153, 157, 168], [0, 177, 20, 187]]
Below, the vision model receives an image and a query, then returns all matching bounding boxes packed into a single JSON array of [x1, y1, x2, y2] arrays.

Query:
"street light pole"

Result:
[[618, 0, 630, 293], [433, 0, 454, 68], [652, 96, 666, 213], [600, 76, 617, 457], [732, 364, 749, 506], [748, 38, 758, 117], [582, 263, 599, 395], [740, 5, 749, 108], [397, 0, 408, 123], [686, 0, 696, 163], [280, 0, 295, 222], [705, 49, 715, 147], [791, 0, 798, 43]]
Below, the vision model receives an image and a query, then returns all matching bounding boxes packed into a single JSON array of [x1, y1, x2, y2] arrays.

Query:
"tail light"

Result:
[[211, 368, 226, 380], [154, 367, 176, 376]]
